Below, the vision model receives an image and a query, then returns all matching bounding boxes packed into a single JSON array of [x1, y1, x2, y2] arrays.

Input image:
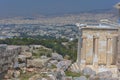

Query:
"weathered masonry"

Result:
[[117, 28, 120, 69], [79, 26, 118, 66], [0, 45, 21, 73]]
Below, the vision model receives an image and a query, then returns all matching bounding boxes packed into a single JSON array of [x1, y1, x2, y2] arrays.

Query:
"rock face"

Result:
[[56, 60, 71, 71], [51, 53, 63, 61], [82, 67, 96, 76], [73, 76, 87, 80]]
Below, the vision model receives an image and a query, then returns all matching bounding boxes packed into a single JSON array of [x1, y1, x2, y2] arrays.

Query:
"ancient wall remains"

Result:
[[80, 27, 118, 65], [0, 45, 21, 73]]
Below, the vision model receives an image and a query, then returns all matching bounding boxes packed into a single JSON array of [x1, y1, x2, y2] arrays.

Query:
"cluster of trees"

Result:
[[0, 37, 77, 61]]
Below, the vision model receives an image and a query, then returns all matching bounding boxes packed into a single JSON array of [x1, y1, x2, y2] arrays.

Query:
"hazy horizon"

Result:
[[0, 0, 119, 18]]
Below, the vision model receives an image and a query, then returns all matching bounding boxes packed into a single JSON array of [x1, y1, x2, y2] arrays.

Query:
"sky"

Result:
[[0, 0, 120, 18]]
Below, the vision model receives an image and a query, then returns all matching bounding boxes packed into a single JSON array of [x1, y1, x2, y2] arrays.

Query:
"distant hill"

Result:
[[0, 8, 118, 26]]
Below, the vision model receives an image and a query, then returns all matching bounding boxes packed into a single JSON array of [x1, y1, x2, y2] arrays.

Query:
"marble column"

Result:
[[77, 28, 82, 65], [81, 36, 87, 64], [77, 36, 81, 64], [106, 36, 112, 66], [112, 36, 118, 65], [93, 36, 99, 66]]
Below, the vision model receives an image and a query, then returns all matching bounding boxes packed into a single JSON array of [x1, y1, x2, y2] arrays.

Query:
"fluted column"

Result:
[[93, 36, 99, 66], [106, 36, 112, 66], [81, 36, 87, 64], [77, 27, 82, 66]]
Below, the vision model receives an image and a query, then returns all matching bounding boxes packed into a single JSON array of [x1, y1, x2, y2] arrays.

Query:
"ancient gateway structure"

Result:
[[71, 25, 119, 76]]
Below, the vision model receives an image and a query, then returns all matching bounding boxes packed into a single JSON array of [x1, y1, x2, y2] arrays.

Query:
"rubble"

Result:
[[51, 53, 63, 61], [73, 76, 87, 80], [27, 58, 49, 68], [0, 45, 21, 74], [63, 76, 72, 80], [41, 55, 48, 59], [21, 52, 32, 59], [1, 44, 119, 80], [26, 68, 35, 72], [55, 70, 65, 80], [89, 76, 119, 80], [56, 60, 71, 71], [82, 67, 96, 76], [89, 71, 119, 80], [18, 55, 26, 62], [49, 60, 58, 65], [96, 71, 112, 78], [13, 70, 20, 78], [29, 74, 41, 80]]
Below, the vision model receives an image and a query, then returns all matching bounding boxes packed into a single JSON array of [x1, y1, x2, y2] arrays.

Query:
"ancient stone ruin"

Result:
[[71, 25, 119, 78], [0, 44, 21, 78]]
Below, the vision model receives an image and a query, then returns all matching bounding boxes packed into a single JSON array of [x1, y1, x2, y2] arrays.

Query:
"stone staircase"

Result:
[[70, 62, 81, 72]]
